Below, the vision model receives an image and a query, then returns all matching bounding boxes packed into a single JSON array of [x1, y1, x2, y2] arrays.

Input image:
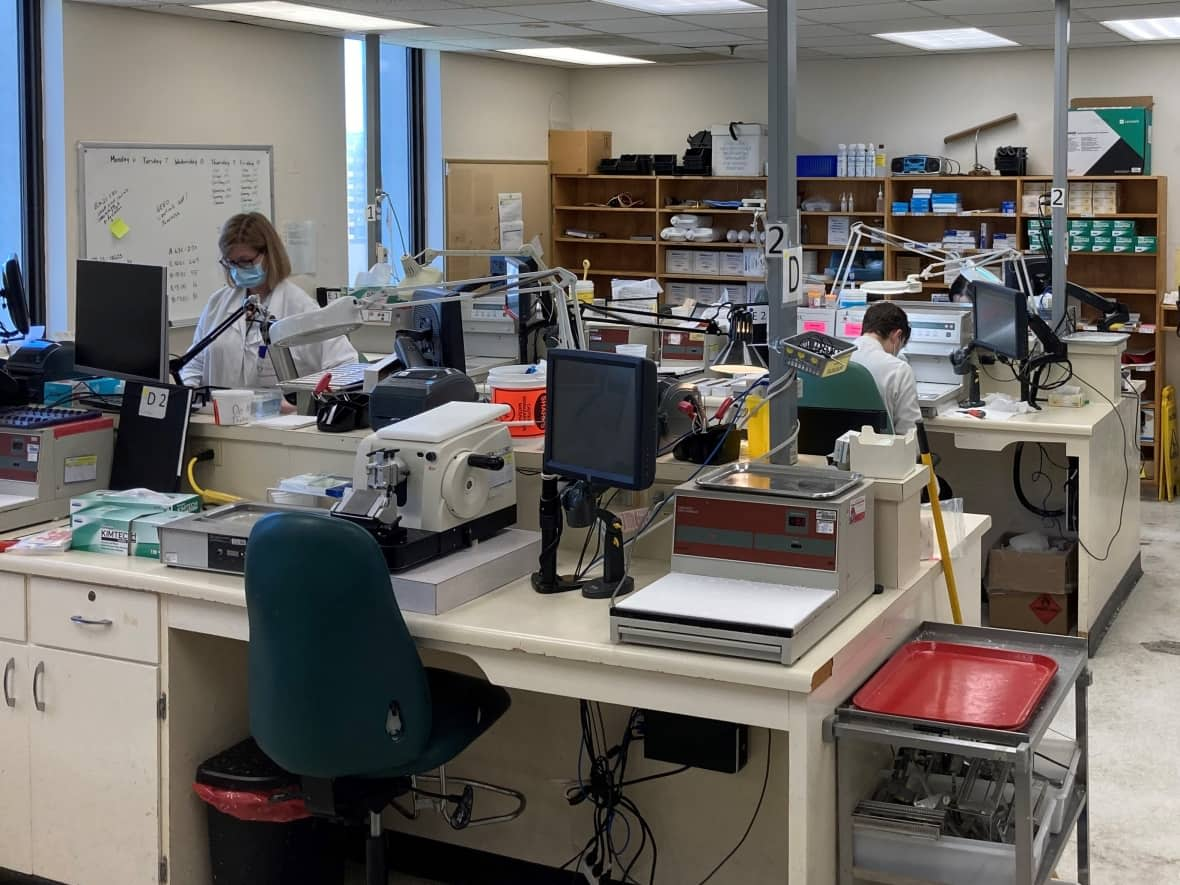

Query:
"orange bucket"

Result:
[[488, 365, 547, 437]]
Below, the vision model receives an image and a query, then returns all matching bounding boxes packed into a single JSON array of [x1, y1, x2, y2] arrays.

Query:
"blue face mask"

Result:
[[229, 261, 267, 289]]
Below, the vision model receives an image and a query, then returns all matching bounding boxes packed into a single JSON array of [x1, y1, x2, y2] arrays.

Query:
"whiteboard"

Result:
[[78, 142, 275, 324]]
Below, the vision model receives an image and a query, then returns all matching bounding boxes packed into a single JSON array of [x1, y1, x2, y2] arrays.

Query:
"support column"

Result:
[[768, 0, 799, 463], [365, 34, 383, 268], [1051, 0, 1070, 328]]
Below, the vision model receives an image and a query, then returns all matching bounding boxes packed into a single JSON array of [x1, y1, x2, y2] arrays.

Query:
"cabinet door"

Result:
[[29, 647, 159, 885], [0, 640, 31, 874]]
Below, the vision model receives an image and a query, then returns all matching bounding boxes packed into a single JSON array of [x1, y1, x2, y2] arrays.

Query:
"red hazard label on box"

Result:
[[1029, 594, 1063, 625]]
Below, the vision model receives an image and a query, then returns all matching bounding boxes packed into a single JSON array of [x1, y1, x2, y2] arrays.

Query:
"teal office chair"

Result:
[[245, 512, 525, 885], [796, 361, 893, 456]]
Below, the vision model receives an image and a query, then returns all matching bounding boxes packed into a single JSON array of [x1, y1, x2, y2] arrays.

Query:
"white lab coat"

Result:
[[851, 334, 922, 435], [180, 279, 358, 389]]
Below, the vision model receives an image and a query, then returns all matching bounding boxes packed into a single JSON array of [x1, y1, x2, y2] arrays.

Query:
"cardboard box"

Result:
[[797, 307, 836, 336], [664, 281, 693, 305], [1068, 182, 1093, 216], [691, 250, 721, 276], [1068, 107, 1152, 175], [692, 283, 720, 303], [548, 129, 612, 175], [719, 251, 745, 276], [130, 511, 192, 559], [71, 504, 162, 555], [1069, 237, 1092, 252], [71, 489, 201, 516], [1135, 236, 1158, 253], [1114, 235, 1136, 253], [710, 123, 767, 176], [665, 249, 693, 274], [1090, 235, 1114, 252], [1092, 182, 1120, 214], [1088, 219, 1113, 234], [987, 534, 1078, 635], [720, 283, 746, 304]]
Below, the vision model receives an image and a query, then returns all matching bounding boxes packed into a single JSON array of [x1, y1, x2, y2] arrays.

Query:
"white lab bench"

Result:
[[926, 390, 1141, 653], [0, 512, 988, 884]]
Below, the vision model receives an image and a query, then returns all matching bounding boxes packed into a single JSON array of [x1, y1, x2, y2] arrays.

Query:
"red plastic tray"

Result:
[[853, 641, 1059, 730]]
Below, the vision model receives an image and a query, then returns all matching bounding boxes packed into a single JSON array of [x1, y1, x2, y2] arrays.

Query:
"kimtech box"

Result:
[[1068, 106, 1152, 175], [71, 504, 163, 555], [130, 511, 193, 559], [71, 489, 201, 516]]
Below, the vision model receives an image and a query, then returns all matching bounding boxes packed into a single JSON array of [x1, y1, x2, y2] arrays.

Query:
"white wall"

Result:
[[60, 2, 348, 354], [440, 53, 572, 160]]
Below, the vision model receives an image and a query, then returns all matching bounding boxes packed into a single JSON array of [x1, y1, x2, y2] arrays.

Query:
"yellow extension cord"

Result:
[[186, 457, 243, 507]]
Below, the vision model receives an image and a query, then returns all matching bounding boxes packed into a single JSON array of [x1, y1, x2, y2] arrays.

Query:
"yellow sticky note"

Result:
[[109, 217, 130, 240]]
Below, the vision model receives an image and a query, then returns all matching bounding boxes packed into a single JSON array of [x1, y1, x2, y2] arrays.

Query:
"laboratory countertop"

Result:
[[0, 512, 988, 695], [926, 399, 1118, 436]]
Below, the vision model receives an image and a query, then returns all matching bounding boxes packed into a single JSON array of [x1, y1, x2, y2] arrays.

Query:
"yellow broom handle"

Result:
[[916, 423, 963, 625]]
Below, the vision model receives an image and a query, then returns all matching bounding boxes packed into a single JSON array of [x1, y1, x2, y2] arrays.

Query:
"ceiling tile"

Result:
[[667, 11, 767, 30], [397, 8, 531, 25], [800, 4, 947, 25], [579, 15, 703, 33], [496, 2, 647, 20], [635, 27, 750, 45], [471, 20, 598, 35]]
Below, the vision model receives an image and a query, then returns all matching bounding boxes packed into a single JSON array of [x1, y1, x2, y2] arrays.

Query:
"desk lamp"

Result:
[[711, 306, 767, 374]]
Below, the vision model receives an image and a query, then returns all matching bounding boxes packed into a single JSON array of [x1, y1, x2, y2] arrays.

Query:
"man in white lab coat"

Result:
[[180, 212, 357, 390], [851, 301, 921, 435]]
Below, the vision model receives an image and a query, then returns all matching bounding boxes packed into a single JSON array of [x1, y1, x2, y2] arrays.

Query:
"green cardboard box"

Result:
[[1088, 220, 1114, 234], [1090, 237, 1113, 253], [71, 489, 201, 517], [130, 511, 192, 559], [1068, 106, 1152, 175], [1111, 220, 1138, 235], [1135, 236, 1158, 254], [1113, 236, 1136, 253], [1069, 236, 1093, 252], [71, 504, 162, 555]]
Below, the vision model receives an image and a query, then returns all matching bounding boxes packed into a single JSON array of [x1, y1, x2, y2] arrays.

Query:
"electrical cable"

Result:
[[620, 765, 689, 788], [696, 732, 773, 885], [1013, 442, 1065, 520], [1070, 374, 1133, 562]]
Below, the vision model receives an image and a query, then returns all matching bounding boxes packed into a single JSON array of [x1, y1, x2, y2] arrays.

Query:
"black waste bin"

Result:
[[195, 738, 346, 885]]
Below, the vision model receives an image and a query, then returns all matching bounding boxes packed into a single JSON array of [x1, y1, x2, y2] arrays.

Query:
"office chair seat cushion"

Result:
[[359, 668, 510, 779]]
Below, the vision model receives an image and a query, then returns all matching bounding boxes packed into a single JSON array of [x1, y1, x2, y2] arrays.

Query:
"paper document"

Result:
[[283, 220, 317, 275], [498, 192, 524, 250]]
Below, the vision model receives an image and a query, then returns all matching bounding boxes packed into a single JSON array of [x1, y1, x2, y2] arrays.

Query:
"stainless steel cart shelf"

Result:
[[832, 621, 1091, 885]]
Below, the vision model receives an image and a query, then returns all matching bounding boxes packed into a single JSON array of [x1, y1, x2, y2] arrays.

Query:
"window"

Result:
[[379, 43, 413, 261], [344, 37, 368, 285], [0, 2, 20, 253]]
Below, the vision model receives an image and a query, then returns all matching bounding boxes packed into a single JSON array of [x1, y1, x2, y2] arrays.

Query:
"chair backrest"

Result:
[[797, 361, 893, 456], [245, 512, 432, 779]]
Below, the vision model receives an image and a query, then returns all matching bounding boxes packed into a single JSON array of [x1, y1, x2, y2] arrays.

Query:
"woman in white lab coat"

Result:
[[179, 212, 357, 389]]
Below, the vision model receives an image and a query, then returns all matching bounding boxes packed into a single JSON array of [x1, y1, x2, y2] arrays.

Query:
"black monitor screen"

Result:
[[971, 280, 1029, 362], [2, 257, 31, 335], [543, 349, 657, 491], [74, 260, 168, 382]]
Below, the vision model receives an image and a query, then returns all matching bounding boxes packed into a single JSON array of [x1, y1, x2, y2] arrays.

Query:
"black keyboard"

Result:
[[0, 406, 104, 429]]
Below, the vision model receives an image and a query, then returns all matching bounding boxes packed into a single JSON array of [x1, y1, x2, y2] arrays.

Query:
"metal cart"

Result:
[[831, 622, 1090, 885]]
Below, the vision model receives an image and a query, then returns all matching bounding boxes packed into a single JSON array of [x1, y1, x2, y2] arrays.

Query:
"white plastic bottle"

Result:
[[837, 144, 848, 178], [849, 144, 860, 178], [876, 144, 887, 178], [857, 144, 869, 177]]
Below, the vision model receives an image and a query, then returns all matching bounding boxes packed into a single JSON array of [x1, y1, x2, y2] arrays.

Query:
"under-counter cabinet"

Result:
[[0, 575, 162, 885]]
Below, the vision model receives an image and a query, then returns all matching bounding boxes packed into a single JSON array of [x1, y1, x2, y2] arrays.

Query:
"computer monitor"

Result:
[[970, 280, 1029, 362], [408, 287, 466, 372], [543, 349, 658, 491], [74, 260, 168, 383], [1, 256, 31, 338]]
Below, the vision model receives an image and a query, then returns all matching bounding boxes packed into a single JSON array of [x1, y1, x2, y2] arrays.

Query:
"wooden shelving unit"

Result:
[[552, 174, 768, 308], [793, 173, 1168, 480]]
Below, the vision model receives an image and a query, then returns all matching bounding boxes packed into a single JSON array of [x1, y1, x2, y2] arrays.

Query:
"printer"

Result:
[[369, 367, 477, 430], [5, 340, 74, 403]]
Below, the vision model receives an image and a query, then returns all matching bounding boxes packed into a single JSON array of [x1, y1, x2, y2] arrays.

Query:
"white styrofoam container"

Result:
[[693, 283, 720, 303], [796, 307, 836, 336], [720, 283, 747, 304], [710, 123, 767, 176], [664, 281, 693, 305]]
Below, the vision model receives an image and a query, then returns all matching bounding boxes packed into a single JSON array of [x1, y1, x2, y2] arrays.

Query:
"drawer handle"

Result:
[[33, 661, 44, 712], [3, 657, 13, 708], [70, 615, 114, 627]]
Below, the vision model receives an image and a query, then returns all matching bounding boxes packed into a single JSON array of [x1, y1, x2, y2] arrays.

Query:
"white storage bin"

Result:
[[710, 123, 767, 176], [664, 281, 693, 305], [853, 824, 1049, 885], [693, 283, 720, 303]]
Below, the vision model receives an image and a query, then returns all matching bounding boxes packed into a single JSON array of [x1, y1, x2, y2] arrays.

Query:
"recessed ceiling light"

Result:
[[1101, 17, 1180, 41], [593, 0, 759, 13], [874, 27, 1018, 51], [499, 47, 653, 66], [194, 2, 427, 31]]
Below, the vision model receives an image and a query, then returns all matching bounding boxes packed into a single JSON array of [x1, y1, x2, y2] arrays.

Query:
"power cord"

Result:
[[696, 731, 772, 885], [564, 704, 659, 885], [1071, 375, 1133, 562]]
